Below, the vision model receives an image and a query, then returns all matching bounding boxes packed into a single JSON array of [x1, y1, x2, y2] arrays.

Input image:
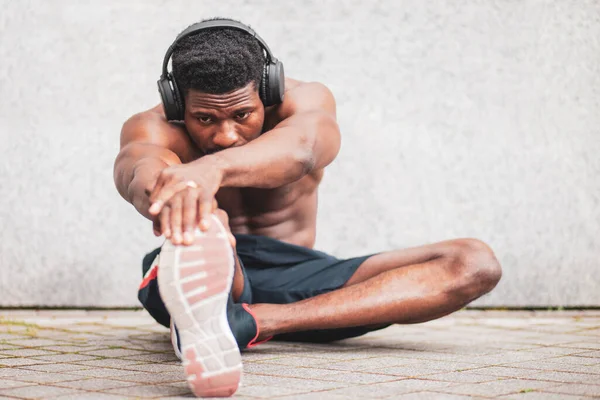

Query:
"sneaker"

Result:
[[158, 215, 242, 397], [170, 318, 182, 361], [170, 296, 271, 361]]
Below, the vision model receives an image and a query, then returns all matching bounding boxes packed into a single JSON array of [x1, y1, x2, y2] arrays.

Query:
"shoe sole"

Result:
[[158, 215, 241, 397]]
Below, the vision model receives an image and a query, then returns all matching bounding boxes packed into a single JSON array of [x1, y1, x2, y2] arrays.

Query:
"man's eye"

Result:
[[235, 112, 250, 120], [198, 116, 212, 124]]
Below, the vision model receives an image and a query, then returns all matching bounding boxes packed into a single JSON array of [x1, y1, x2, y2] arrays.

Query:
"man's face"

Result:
[[184, 82, 265, 154]]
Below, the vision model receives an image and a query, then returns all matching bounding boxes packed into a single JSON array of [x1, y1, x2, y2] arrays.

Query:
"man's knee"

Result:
[[448, 238, 502, 299]]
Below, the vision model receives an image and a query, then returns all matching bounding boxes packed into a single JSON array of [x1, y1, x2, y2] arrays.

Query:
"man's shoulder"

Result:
[[120, 105, 198, 162], [272, 78, 336, 121], [283, 78, 335, 103]]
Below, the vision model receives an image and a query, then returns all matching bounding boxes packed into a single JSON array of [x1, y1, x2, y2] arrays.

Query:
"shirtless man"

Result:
[[114, 18, 502, 398]]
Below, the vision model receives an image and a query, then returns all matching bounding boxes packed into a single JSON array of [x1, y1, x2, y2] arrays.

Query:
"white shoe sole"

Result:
[[158, 215, 241, 397]]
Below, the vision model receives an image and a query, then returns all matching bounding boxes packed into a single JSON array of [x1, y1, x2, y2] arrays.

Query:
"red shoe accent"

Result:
[[138, 265, 158, 290], [241, 303, 273, 348]]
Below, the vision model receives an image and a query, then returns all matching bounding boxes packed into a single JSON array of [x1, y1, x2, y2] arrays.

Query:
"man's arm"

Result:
[[147, 81, 342, 237], [204, 81, 341, 188], [113, 109, 189, 222]]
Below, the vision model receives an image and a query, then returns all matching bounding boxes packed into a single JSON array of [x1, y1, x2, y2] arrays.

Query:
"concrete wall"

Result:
[[1, 0, 598, 307]]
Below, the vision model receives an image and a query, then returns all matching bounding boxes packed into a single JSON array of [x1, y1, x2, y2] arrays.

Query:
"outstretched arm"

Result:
[[147, 82, 342, 236], [113, 108, 195, 234], [212, 82, 341, 188]]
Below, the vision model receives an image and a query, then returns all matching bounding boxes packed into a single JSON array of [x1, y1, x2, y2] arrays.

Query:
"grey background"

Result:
[[0, 0, 598, 307]]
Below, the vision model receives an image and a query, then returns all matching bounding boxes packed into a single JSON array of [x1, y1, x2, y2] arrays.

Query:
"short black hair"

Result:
[[172, 18, 265, 96]]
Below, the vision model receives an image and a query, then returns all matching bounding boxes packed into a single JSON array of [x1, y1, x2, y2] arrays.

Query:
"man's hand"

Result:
[[148, 158, 223, 245]]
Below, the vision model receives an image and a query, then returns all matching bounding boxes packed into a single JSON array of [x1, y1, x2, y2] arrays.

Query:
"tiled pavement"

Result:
[[0, 310, 598, 399]]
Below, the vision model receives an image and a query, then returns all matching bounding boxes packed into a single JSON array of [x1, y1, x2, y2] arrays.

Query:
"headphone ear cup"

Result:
[[171, 76, 185, 120], [259, 64, 268, 105], [264, 61, 285, 107], [157, 74, 184, 121]]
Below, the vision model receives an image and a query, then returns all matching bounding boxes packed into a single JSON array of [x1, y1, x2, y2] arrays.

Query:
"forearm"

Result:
[[127, 164, 165, 220], [207, 113, 340, 188]]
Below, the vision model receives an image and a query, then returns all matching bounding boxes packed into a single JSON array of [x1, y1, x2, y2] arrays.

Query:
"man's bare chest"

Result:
[[215, 183, 300, 217]]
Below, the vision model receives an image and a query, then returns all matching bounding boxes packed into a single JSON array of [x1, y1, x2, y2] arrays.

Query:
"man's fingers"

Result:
[[159, 206, 171, 238], [148, 174, 166, 204], [182, 189, 198, 245], [169, 196, 183, 245], [198, 197, 213, 231], [149, 180, 193, 216]]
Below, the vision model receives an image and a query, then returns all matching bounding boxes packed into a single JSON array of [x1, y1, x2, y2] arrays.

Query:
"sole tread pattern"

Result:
[[158, 216, 241, 398]]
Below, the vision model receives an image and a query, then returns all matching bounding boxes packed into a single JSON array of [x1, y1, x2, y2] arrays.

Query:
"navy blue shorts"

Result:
[[138, 234, 389, 343]]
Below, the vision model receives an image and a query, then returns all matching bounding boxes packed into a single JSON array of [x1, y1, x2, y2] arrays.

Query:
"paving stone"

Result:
[[79, 348, 151, 358], [104, 383, 190, 397], [363, 365, 449, 377], [73, 358, 145, 368], [40, 345, 107, 353], [417, 371, 502, 384], [10, 372, 89, 384], [0, 368, 40, 378], [568, 350, 600, 359], [288, 356, 410, 371], [121, 352, 178, 363], [66, 367, 142, 378], [19, 363, 93, 373], [0, 348, 60, 357], [543, 383, 600, 397], [543, 355, 600, 366], [322, 379, 458, 397], [514, 346, 591, 357], [503, 359, 600, 374], [243, 362, 341, 379], [118, 362, 183, 373], [0, 333, 28, 341], [318, 371, 401, 384], [111, 371, 185, 384], [276, 393, 357, 400], [0, 384, 83, 399], [5, 338, 71, 347], [468, 350, 559, 365], [241, 374, 346, 391], [0, 357, 52, 367], [557, 341, 600, 350], [0, 379, 35, 390], [235, 384, 317, 397], [51, 378, 140, 391], [440, 379, 561, 397], [385, 392, 484, 399], [50, 393, 141, 399], [470, 366, 548, 379], [31, 353, 100, 363], [497, 391, 590, 399], [521, 370, 600, 385]]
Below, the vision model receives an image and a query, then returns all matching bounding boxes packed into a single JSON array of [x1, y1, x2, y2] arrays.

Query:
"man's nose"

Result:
[[213, 121, 238, 148]]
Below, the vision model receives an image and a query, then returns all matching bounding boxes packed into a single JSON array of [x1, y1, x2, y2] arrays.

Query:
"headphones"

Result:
[[158, 19, 285, 122]]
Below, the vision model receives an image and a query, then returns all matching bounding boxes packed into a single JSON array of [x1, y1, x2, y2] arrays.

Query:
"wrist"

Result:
[[195, 153, 229, 185]]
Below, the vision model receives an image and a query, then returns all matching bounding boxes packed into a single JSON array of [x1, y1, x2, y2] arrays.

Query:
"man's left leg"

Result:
[[248, 238, 502, 340]]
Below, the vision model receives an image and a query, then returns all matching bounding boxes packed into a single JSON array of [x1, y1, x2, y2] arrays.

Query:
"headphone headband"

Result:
[[161, 19, 276, 79], [158, 18, 285, 121]]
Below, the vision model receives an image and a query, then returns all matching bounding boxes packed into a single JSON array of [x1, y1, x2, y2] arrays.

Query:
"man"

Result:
[[114, 18, 502, 398]]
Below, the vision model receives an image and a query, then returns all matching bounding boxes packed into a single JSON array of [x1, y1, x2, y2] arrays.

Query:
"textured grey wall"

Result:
[[1, 1, 598, 307]]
